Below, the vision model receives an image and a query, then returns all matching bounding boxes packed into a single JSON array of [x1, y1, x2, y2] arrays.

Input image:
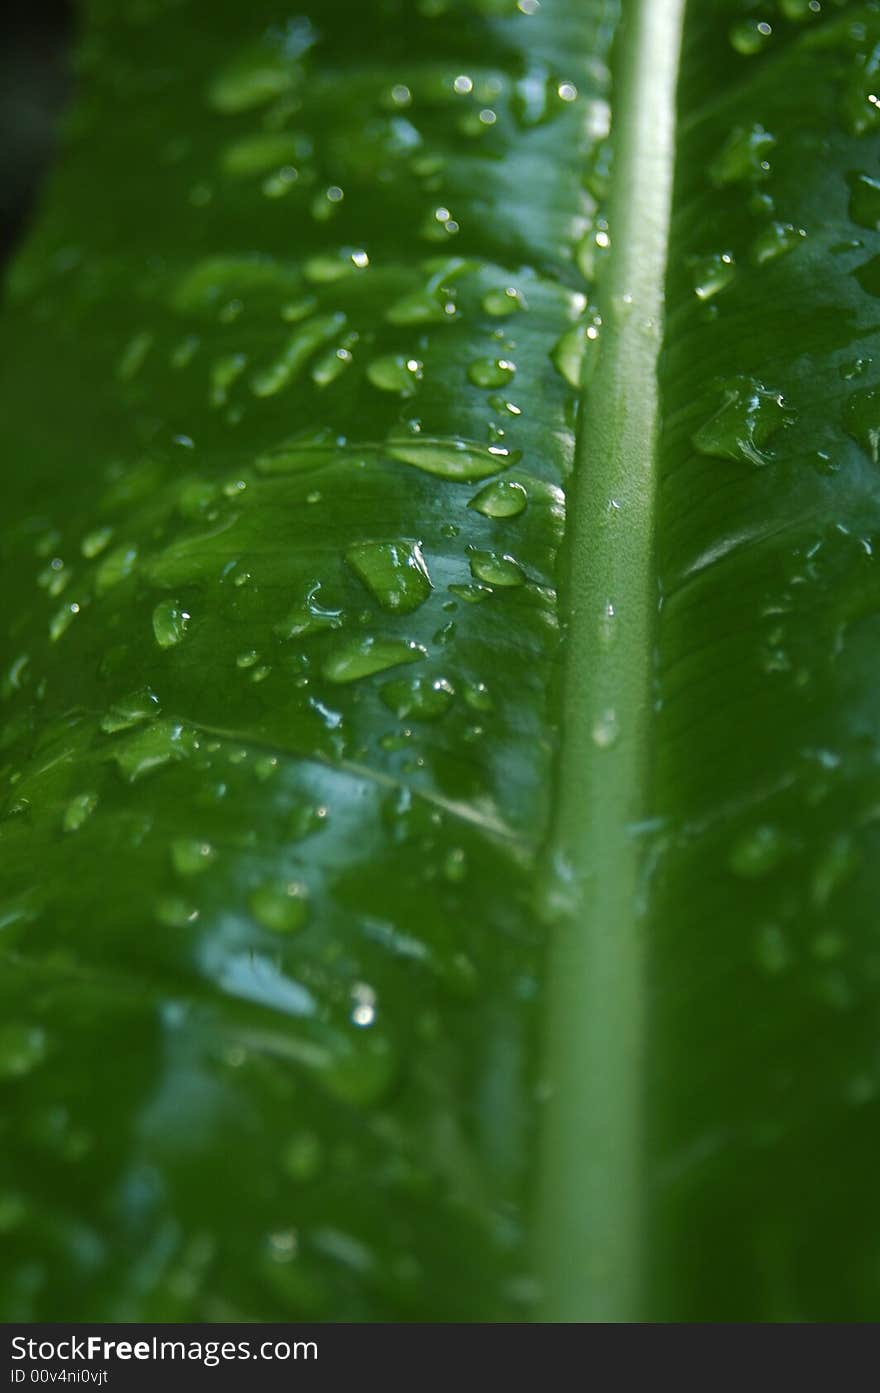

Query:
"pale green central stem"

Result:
[[536, 0, 686, 1322]]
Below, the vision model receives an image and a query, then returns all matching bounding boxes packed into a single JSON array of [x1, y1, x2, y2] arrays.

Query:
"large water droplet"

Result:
[[207, 24, 315, 111], [251, 314, 345, 397], [95, 545, 138, 596], [710, 123, 774, 185], [750, 221, 806, 265], [274, 583, 344, 639], [551, 322, 597, 388], [171, 837, 218, 876], [250, 880, 310, 933], [692, 376, 790, 465], [387, 434, 519, 481], [380, 674, 454, 720], [591, 708, 619, 749], [692, 252, 735, 300], [843, 44, 880, 137], [100, 687, 161, 733], [62, 791, 99, 833], [844, 385, 880, 462], [467, 548, 526, 587], [111, 720, 195, 782], [322, 637, 426, 683], [152, 598, 190, 648], [81, 526, 113, 559], [304, 248, 369, 283], [467, 357, 516, 388], [255, 430, 343, 476], [156, 896, 199, 928], [345, 540, 432, 613], [468, 479, 528, 517], [482, 285, 527, 317], [366, 354, 423, 397], [729, 18, 773, 55], [849, 171, 880, 231]]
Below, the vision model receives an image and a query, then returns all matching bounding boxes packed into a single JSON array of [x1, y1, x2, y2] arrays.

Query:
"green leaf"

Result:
[[1, 0, 879, 1323]]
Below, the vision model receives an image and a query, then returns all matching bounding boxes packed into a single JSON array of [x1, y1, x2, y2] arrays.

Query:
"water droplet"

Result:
[[345, 540, 432, 613], [62, 791, 98, 833], [250, 880, 310, 933], [350, 981, 377, 1028], [320, 1031, 396, 1107], [750, 221, 806, 265], [0, 1023, 47, 1079], [551, 322, 597, 388], [855, 254, 880, 299], [755, 923, 791, 975], [710, 123, 774, 185], [591, 708, 619, 749], [49, 601, 81, 642], [467, 357, 516, 388], [311, 342, 355, 387], [468, 478, 528, 518], [848, 172, 880, 231], [274, 583, 344, 640], [255, 429, 342, 476], [222, 131, 305, 176], [467, 549, 525, 587], [208, 30, 314, 113], [448, 583, 492, 603], [111, 720, 195, 782], [288, 803, 329, 839], [266, 1228, 298, 1262], [728, 824, 788, 878], [380, 674, 454, 720], [843, 44, 880, 137], [117, 330, 153, 382], [210, 353, 247, 407], [387, 434, 519, 481], [94, 545, 137, 595], [100, 687, 161, 733], [251, 314, 345, 397], [386, 289, 449, 325], [462, 680, 493, 712], [366, 354, 423, 397], [598, 600, 617, 649], [304, 248, 369, 283], [692, 376, 790, 465], [840, 356, 871, 381], [811, 833, 858, 908], [282, 1131, 323, 1182], [844, 384, 880, 462], [729, 19, 773, 55], [152, 598, 190, 648], [81, 526, 113, 559], [443, 847, 468, 884], [262, 166, 300, 199], [171, 837, 217, 876], [692, 251, 735, 300], [156, 896, 200, 928], [323, 637, 426, 683], [482, 286, 527, 316]]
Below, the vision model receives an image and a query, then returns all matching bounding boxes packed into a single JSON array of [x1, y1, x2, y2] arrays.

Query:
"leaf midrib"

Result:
[[537, 0, 687, 1322]]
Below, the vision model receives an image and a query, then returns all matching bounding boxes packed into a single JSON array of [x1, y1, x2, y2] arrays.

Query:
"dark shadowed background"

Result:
[[0, 0, 73, 268]]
